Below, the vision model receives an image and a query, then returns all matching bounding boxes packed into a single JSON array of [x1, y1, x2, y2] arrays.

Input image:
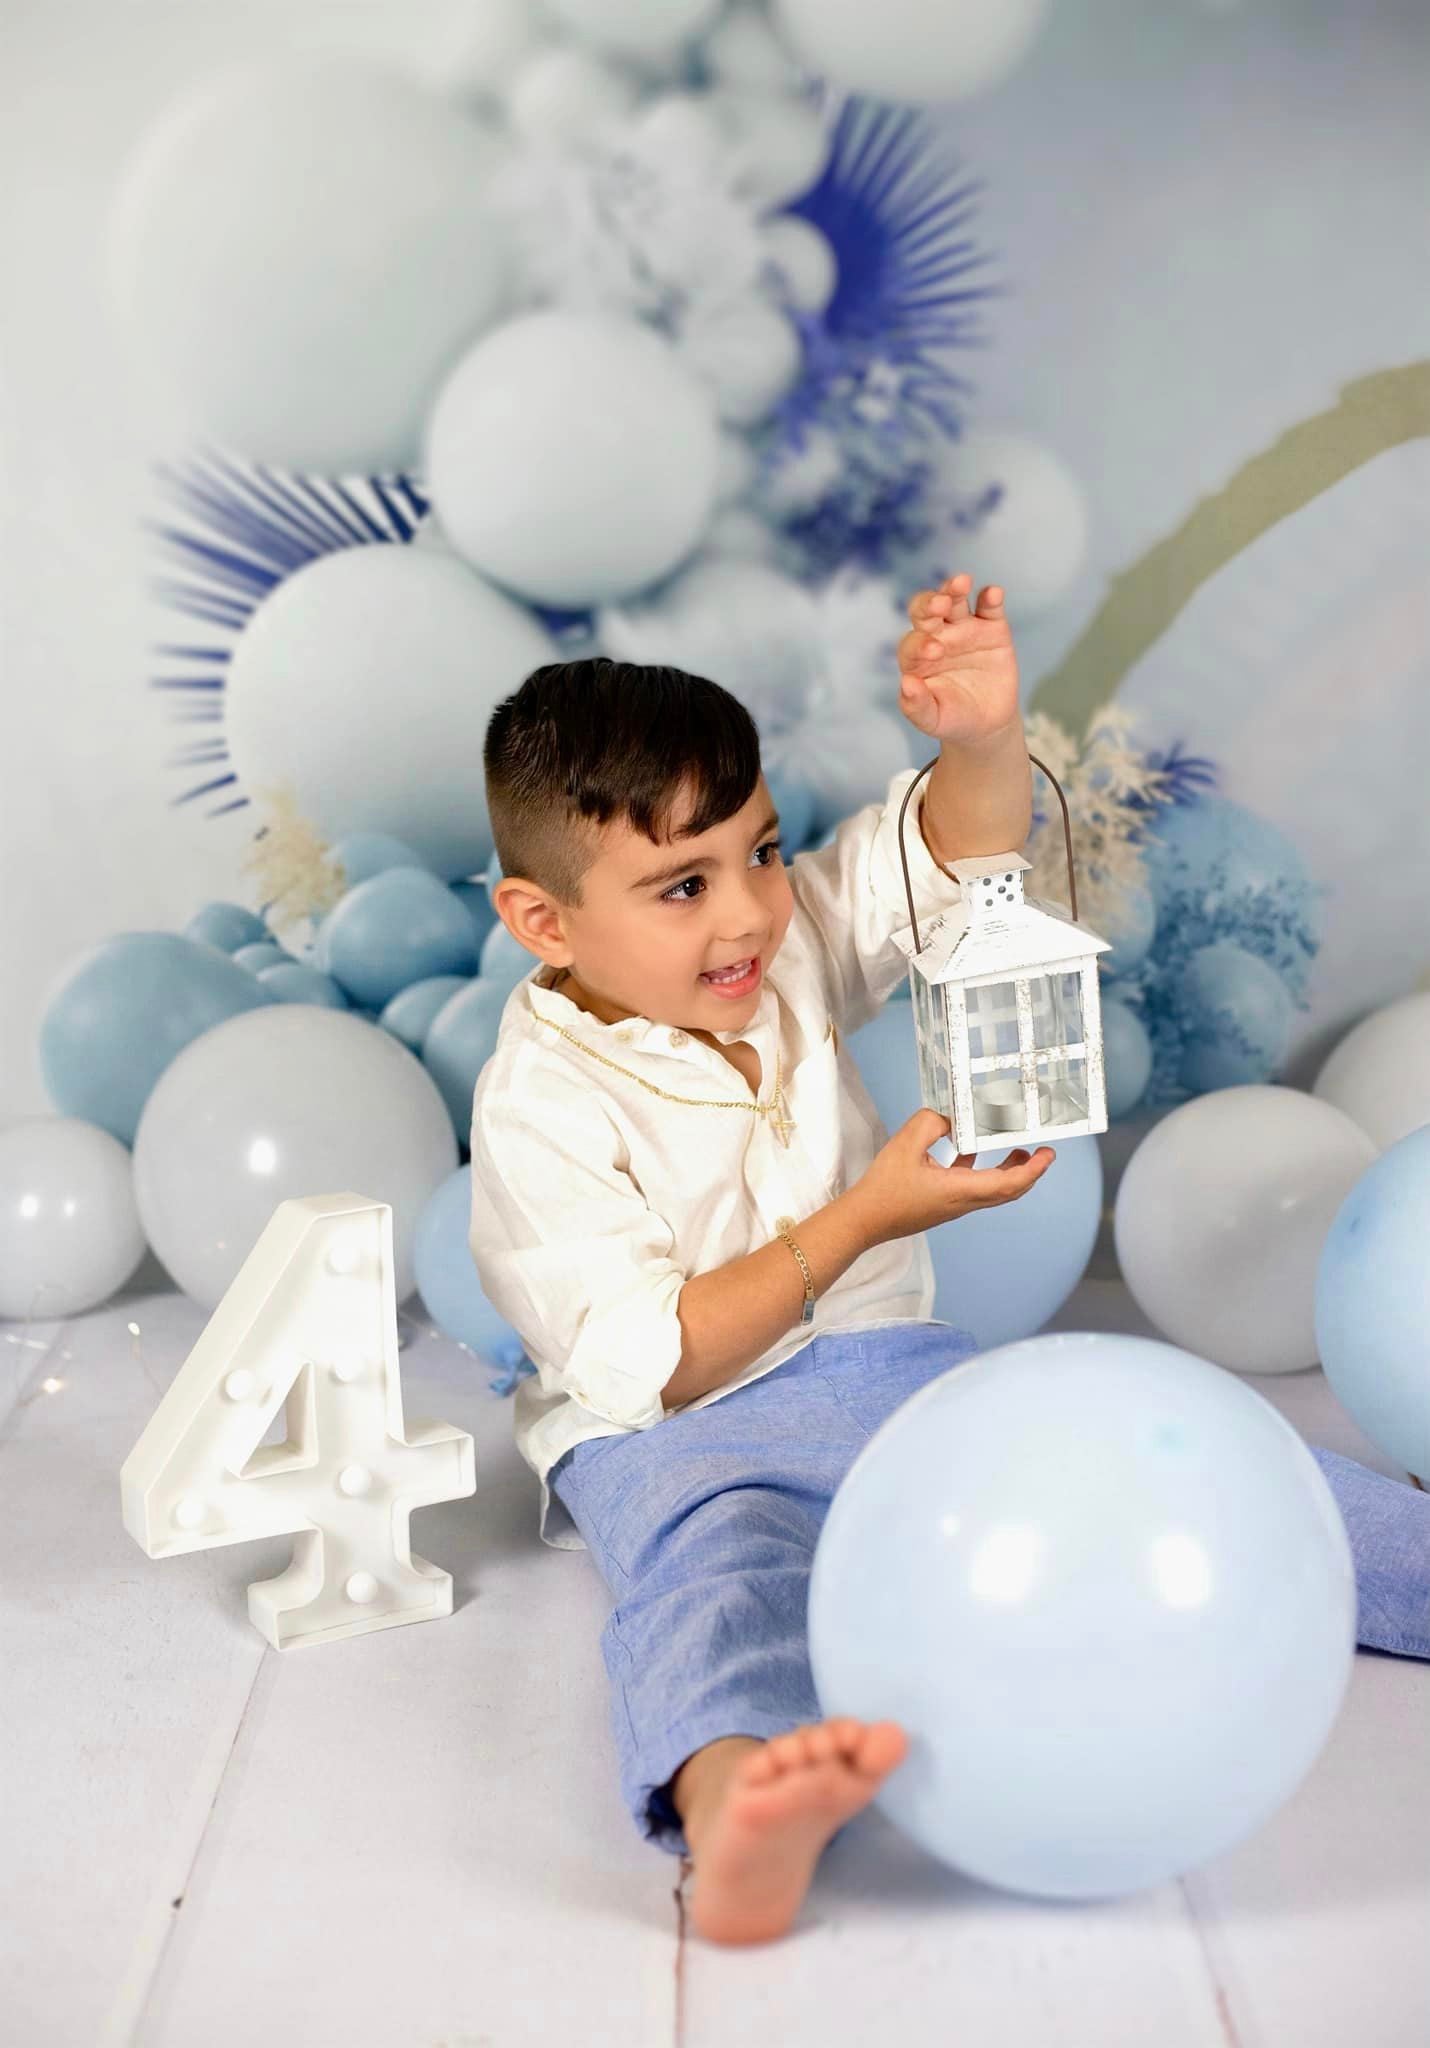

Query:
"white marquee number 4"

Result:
[[121, 1194, 476, 1651]]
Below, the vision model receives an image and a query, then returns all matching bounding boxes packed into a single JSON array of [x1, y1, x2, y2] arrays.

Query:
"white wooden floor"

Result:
[[4, 1231, 1428, 2048]]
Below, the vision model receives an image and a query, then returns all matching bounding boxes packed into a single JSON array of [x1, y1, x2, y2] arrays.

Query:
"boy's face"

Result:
[[495, 774, 794, 1034]]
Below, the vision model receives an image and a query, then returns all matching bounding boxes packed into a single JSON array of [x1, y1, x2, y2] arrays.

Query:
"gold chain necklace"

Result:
[[534, 1014, 798, 1147]]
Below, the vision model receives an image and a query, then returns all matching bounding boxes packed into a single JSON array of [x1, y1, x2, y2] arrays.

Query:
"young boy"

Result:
[[469, 575, 1430, 1947]]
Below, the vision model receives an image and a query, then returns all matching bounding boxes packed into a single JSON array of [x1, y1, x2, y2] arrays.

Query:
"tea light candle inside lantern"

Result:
[[890, 758, 1113, 1155]]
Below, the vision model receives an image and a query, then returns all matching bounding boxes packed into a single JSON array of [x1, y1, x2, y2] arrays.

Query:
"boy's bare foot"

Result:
[[684, 1718, 909, 1946]]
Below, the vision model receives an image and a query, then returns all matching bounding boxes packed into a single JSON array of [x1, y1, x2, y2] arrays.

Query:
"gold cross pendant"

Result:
[[768, 1099, 797, 1147]]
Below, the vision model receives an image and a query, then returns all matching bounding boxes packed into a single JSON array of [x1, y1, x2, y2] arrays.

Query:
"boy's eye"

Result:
[[661, 837, 783, 904]]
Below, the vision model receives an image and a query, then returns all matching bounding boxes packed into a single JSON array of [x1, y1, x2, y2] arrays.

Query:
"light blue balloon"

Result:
[[479, 918, 540, 996], [322, 866, 482, 1010], [1146, 797, 1312, 909], [1102, 996, 1152, 1118], [422, 978, 513, 1135], [1101, 878, 1156, 978], [381, 975, 472, 1051], [256, 961, 351, 1009], [1179, 940, 1293, 1092], [808, 1330, 1356, 1900], [232, 941, 290, 974], [849, 1002, 1101, 1348], [414, 1164, 532, 1375], [449, 879, 500, 953], [764, 766, 818, 854], [330, 832, 428, 888], [1315, 1124, 1430, 1481], [39, 932, 277, 1145], [184, 901, 269, 953]]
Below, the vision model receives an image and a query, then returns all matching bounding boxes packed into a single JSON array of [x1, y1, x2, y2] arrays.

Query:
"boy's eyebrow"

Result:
[[629, 809, 782, 891]]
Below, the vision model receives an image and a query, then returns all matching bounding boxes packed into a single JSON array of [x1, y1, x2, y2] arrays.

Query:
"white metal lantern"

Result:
[[891, 755, 1112, 1154]]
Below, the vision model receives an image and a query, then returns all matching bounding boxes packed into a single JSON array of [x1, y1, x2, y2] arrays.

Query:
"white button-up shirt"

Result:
[[468, 762, 967, 1551]]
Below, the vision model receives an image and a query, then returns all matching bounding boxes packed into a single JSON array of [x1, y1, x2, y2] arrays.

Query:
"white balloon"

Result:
[[1114, 1087, 1378, 1376], [0, 1118, 147, 1319], [760, 213, 837, 313], [681, 297, 803, 426], [425, 311, 721, 606], [705, 6, 803, 90], [225, 546, 553, 882], [506, 46, 638, 144], [108, 60, 512, 475], [761, 424, 843, 514], [703, 508, 782, 562], [1313, 992, 1430, 1151], [782, 710, 918, 835], [713, 429, 760, 506], [417, 0, 550, 101], [546, 0, 723, 59], [634, 93, 729, 178], [712, 89, 831, 206], [602, 556, 820, 730], [772, 0, 1050, 104], [132, 1008, 457, 1312], [933, 430, 1089, 617]]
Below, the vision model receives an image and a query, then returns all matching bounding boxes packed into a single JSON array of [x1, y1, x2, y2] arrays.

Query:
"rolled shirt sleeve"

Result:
[[786, 762, 967, 1038], [469, 1063, 687, 1433]]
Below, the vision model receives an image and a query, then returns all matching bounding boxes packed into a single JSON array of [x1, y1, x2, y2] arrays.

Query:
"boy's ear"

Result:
[[491, 876, 571, 965]]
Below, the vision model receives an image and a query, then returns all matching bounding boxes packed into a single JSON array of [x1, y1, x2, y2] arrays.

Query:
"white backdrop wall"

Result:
[[2, 0, 1427, 1121]]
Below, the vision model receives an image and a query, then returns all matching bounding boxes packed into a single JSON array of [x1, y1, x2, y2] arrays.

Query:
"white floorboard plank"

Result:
[[124, 1304, 679, 2048]]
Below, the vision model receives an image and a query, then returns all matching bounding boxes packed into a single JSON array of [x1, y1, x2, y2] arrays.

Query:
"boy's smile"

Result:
[[495, 773, 795, 1038]]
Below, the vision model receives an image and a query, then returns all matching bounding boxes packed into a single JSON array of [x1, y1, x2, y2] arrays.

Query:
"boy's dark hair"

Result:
[[484, 657, 762, 907]]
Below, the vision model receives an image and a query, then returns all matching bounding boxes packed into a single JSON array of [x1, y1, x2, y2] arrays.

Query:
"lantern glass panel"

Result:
[[1039, 1051, 1090, 1123], [1030, 970, 1084, 1049], [965, 980, 1021, 1059]]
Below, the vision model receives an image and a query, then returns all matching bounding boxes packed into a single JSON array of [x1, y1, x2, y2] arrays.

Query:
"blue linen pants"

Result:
[[548, 1319, 1430, 1862]]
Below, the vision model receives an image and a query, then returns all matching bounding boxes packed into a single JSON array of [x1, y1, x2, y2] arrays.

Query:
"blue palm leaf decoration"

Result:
[[760, 97, 1005, 578], [148, 450, 428, 819]]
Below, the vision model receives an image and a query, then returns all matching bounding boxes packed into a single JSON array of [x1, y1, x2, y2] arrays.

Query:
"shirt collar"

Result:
[[524, 962, 777, 1055]]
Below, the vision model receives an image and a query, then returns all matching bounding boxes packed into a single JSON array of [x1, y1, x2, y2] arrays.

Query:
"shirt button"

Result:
[[613, 1027, 634, 1043], [775, 1215, 794, 1233], [668, 1029, 688, 1048]]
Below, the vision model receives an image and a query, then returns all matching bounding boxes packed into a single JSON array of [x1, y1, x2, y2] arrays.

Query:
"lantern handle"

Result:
[[896, 753, 1078, 958]]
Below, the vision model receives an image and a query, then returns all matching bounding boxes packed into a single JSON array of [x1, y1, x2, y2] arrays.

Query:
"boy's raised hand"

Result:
[[896, 573, 1021, 747], [849, 1107, 1054, 1247]]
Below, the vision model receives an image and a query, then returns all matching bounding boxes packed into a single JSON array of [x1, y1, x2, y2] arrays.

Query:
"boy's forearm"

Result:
[[919, 722, 1034, 868], [661, 1189, 884, 1412]]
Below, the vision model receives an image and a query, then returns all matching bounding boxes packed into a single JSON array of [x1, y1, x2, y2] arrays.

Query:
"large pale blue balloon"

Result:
[[256, 962, 350, 1010], [321, 866, 482, 1010], [40, 932, 277, 1145], [808, 1331, 1356, 1900], [132, 1006, 456, 1309], [1101, 996, 1152, 1118], [381, 975, 471, 1052], [1179, 940, 1293, 1092], [849, 1002, 1101, 1347], [1146, 796, 1313, 909], [423, 979, 514, 1136], [414, 1164, 530, 1374], [449, 880, 500, 953], [1315, 1125, 1430, 1481], [330, 832, 429, 888]]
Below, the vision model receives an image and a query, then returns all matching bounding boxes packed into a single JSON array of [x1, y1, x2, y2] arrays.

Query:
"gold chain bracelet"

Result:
[[775, 1219, 816, 1326]]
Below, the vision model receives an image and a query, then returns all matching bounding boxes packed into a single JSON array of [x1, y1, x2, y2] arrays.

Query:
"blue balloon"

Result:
[[381, 974, 472, 1051], [449, 879, 500, 953], [330, 832, 428, 888], [321, 866, 482, 1010], [479, 918, 540, 996], [422, 978, 513, 1134], [414, 1164, 531, 1375], [808, 1331, 1356, 1900], [232, 941, 289, 974], [483, 846, 505, 907], [1101, 878, 1156, 978], [848, 1002, 1101, 1349], [256, 961, 351, 1009], [1146, 797, 1312, 909], [39, 932, 277, 1144], [1315, 1124, 1430, 1481], [184, 901, 269, 953], [1179, 940, 1293, 1092], [1102, 996, 1152, 1118], [764, 767, 818, 854]]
